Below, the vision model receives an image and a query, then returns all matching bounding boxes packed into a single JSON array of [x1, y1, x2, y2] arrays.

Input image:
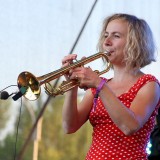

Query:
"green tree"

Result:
[[0, 99, 34, 160], [0, 94, 92, 160], [39, 96, 92, 160], [0, 100, 11, 129], [0, 99, 13, 160]]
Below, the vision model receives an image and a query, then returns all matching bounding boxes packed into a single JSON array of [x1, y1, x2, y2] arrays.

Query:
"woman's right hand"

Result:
[[61, 54, 77, 80]]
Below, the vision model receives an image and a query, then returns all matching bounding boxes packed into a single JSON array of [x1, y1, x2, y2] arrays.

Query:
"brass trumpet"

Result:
[[17, 52, 111, 101]]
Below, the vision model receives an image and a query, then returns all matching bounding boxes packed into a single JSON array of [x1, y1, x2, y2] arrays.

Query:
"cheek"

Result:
[[117, 42, 126, 51], [102, 42, 105, 48], [102, 38, 107, 47]]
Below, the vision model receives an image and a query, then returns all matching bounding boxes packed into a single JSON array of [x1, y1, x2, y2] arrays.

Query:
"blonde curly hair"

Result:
[[97, 13, 156, 70]]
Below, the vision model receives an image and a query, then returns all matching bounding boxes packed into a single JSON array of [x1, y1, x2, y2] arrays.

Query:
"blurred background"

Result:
[[0, 0, 160, 160]]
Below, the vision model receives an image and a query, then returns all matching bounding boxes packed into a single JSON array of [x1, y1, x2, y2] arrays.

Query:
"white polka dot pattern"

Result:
[[85, 74, 160, 160]]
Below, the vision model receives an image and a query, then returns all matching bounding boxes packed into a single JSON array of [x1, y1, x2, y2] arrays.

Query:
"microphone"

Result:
[[0, 91, 10, 100], [0, 86, 27, 101], [0, 90, 19, 100], [12, 86, 27, 101]]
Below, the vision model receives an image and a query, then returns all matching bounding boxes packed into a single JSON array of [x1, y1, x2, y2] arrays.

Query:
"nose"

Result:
[[104, 36, 112, 46]]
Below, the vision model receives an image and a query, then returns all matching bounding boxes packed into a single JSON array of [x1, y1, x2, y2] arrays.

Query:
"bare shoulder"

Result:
[[122, 80, 160, 134], [131, 81, 160, 123], [138, 81, 160, 98]]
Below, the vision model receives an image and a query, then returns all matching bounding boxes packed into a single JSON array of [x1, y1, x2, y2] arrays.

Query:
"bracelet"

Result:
[[93, 79, 106, 111]]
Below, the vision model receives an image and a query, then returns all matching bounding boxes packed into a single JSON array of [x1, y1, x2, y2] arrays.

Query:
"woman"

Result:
[[61, 13, 160, 159]]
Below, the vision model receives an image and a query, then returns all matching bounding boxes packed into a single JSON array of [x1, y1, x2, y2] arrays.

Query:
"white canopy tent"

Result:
[[0, 0, 160, 90]]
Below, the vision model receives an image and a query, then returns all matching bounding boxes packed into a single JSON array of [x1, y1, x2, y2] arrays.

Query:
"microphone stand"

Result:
[[16, 0, 98, 159]]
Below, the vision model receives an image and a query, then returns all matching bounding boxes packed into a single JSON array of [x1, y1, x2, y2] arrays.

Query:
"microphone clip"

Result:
[[12, 86, 27, 101]]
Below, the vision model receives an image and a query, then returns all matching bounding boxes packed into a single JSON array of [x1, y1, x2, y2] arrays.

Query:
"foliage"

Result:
[[39, 96, 92, 160], [0, 100, 11, 129], [0, 99, 34, 160], [0, 95, 93, 160]]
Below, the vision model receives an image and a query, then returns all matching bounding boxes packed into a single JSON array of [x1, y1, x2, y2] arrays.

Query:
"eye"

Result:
[[104, 33, 108, 38], [114, 34, 120, 38]]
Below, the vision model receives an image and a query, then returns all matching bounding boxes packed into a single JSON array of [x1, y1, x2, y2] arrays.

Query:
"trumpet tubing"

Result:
[[17, 52, 111, 100]]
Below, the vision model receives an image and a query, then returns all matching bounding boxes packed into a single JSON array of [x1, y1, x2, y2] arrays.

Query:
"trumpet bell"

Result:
[[17, 72, 41, 100]]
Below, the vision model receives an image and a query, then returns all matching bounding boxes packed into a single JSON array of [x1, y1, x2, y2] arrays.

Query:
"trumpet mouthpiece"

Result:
[[104, 50, 110, 54]]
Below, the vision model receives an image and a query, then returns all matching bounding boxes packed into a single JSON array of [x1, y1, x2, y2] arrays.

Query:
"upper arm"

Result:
[[77, 89, 94, 126], [130, 81, 160, 127]]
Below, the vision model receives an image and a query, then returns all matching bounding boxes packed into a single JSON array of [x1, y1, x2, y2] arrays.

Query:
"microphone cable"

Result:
[[13, 97, 23, 160], [0, 85, 17, 91]]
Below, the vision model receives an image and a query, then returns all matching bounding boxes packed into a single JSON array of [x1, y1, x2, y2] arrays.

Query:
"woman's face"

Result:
[[103, 19, 128, 66]]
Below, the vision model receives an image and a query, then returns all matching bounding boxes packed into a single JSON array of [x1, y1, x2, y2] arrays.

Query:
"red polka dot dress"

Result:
[[86, 74, 160, 160]]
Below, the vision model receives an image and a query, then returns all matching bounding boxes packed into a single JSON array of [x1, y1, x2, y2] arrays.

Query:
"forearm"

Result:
[[62, 87, 79, 133], [99, 84, 140, 135]]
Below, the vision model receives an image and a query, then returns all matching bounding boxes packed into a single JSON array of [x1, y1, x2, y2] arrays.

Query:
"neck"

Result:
[[113, 67, 143, 82]]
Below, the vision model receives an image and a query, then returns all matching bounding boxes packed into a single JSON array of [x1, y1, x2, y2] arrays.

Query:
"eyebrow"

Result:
[[104, 31, 123, 35]]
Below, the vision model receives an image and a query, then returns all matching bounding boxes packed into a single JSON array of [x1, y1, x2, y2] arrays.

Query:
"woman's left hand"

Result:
[[69, 66, 101, 89]]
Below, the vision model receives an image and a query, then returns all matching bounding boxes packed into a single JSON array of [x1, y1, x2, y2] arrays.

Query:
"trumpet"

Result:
[[17, 52, 111, 101]]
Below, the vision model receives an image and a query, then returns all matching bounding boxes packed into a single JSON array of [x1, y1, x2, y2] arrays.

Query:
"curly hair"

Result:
[[97, 13, 156, 70]]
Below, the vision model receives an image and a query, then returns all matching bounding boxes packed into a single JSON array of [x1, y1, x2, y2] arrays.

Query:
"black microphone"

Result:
[[0, 91, 10, 100], [12, 86, 27, 101], [0, 86, 27, 101], [0, 91, 19, 100]]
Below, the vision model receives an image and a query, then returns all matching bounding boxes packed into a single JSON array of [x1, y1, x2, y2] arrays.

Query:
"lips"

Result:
[[107, 52, 112, 56], [105, 50, 113, 56]]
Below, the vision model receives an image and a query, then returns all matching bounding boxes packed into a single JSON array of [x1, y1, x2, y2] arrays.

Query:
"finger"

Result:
[[70, 72, 80, 80], [81, 56, 86, 60], [62, 54, 77, 65], [75, 75, 78, 80]]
